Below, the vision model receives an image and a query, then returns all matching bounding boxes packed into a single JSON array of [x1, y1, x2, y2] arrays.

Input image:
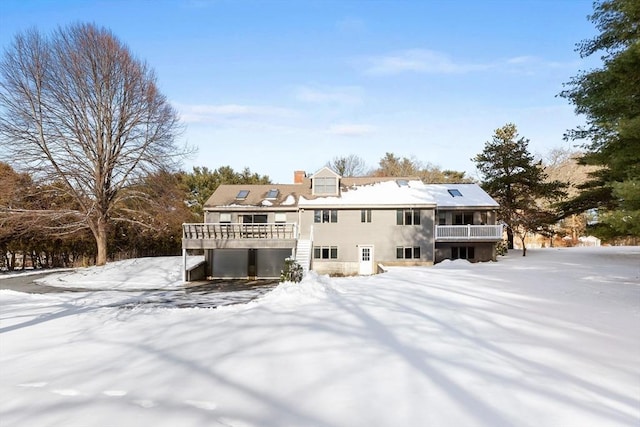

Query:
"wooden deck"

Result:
[[182, 223, 298, 249]]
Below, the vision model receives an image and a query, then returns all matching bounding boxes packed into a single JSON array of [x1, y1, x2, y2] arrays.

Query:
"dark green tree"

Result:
[[473, 124, 566, 255], [559, 0, 640, 240]]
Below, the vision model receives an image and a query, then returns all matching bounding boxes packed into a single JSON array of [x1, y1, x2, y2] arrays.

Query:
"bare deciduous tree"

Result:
[[0, 23, 187, 265], [326, 154, 369, 177]]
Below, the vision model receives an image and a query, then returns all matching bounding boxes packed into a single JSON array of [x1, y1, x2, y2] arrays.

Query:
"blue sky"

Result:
[[0, 0, 600, 183]]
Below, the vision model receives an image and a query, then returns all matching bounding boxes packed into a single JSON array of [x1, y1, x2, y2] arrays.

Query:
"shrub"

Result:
[[496, 240, 508, 256], [280, 258, 303, 283]]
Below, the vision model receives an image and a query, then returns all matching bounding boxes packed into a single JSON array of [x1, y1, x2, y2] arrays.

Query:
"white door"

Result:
[[358, 245, 374, 275]]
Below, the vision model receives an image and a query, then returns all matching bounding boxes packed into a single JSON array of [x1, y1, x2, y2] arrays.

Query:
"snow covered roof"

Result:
[[299, 179, 436, 207], [205, 180, 497, 210], [425, 183, 499, 208]]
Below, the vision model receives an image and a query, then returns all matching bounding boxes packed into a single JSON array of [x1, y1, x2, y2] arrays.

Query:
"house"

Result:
[[181, 167, 503, 280]]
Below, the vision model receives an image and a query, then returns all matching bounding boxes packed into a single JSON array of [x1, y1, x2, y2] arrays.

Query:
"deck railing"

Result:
[[183, 223, 297, 240], [436, 224, 503, 241]]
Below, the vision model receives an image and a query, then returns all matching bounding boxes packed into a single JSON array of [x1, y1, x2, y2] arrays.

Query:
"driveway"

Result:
[[0, 272, 279, 308]]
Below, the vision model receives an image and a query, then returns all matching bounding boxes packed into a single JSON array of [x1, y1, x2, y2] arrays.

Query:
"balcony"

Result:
[[182, 223, 298, 250], [436, 224, 504, 242]]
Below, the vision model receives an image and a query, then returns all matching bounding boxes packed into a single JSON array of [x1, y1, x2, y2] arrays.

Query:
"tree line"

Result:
[[0, 163, 270, 270]]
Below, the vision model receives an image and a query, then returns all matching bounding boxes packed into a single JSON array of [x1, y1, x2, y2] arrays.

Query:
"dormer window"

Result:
[[236, 190, 249, 200], [314, 177, 338, 195], [310, 166, 341, 196], [448, 189, 463, 197]]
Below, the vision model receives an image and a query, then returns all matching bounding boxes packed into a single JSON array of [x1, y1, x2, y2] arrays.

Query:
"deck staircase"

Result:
[[295, 239, 312, 274]]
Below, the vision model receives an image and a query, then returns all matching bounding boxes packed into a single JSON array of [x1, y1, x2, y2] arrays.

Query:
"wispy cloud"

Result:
[[503, 55, 582, 74], [362, 49, 580, 76], [326, 124, 376, 137], [294, 85, 363, 105], [363, 49, 490, 75], [174, 103, 297, 124]]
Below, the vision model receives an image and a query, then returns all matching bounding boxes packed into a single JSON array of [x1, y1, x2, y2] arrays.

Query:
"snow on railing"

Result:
[[436, 224, 503, 240], [183, 223, 297, 240]]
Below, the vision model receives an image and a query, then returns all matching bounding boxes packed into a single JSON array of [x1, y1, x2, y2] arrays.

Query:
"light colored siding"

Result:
[[305, 208, 435, 275]]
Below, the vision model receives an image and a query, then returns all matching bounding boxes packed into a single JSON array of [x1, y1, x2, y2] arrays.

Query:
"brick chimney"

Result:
[[294, 170, 306, 184]]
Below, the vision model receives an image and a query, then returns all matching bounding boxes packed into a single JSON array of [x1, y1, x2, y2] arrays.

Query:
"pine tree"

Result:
[[473, 124, 566, 256], [559, 0, 640, 240]]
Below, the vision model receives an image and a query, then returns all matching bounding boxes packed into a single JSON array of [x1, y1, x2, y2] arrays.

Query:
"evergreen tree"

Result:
[[559, 0, 640, 240], [473, 124, 566, 255]]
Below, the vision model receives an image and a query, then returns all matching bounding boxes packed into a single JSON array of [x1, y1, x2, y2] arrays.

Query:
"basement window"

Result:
[[396, 246, 421, 259], [314, 246, 338, 259]]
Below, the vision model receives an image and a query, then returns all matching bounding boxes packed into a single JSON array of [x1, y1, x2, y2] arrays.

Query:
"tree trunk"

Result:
[[520, 235, 527, 257], [506, 226, 514, 249], [94, 217, 109, 266]]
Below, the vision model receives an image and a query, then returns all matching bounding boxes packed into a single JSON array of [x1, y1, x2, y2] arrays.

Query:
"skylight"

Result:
[[396, 179, 409, 187], [448, 189, 463, 197], [236, 190, 249, 200], [266, 189, 279, 199]]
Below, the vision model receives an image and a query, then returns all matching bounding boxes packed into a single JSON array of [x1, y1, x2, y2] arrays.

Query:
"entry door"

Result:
[[358, 245, 374, 275]]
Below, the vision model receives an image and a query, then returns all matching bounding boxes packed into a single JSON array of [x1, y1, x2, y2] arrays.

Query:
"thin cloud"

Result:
[[363, 49, 491, 75], [505, 55, 582, 70], [174, 103, 297, 124], [326, 124, 376, 137], [362, 49, 581, 76], [294, 85, 363, 105]]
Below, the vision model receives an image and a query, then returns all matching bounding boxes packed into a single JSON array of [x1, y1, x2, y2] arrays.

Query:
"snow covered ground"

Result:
[[1, 247, 639, 427]]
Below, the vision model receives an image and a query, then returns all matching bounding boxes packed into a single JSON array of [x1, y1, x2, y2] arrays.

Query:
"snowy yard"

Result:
[[1, 247, 639, 427]]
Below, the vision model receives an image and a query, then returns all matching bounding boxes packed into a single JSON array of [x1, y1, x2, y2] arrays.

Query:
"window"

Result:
[[314, 209, 338, 223], [236, 190, 249, 200], [266, 189, 279, 199], [274, 213, 287, 223], [396, 246, 421, 259], [454, 212, 474, 225], [438, 211, 446, 225], [480, 212, 488, 225], [314, 246, 338, 259], [397, 209, 421, 225], [242, 214, 267, 224], [448, 189, 463, 197], [451, 246, 475, 260], [219, 213, 231, 223], [314, 177, 337, 195], [396, 179, 409, 187], [361, 209, 372, 223]]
